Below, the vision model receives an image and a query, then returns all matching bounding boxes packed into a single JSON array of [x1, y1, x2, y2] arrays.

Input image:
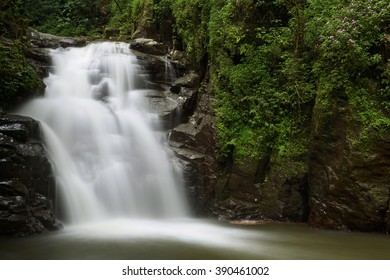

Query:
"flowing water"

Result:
[[19, 42, 188, 223], [3, 42, 390, 260]]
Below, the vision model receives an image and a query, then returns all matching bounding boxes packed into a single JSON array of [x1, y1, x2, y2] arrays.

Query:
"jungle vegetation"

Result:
[[1, 0, 389, 162]]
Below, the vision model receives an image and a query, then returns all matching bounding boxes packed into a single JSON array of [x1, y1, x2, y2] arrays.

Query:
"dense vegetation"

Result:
[[107, 0, 389, 164], [1, 0, 389, 163], [0, 0, 43, 110]]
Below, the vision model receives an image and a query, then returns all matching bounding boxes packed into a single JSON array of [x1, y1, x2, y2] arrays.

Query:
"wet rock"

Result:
[[24, 29, 86, 82], [132, 50, 185, 89], [0, 181, 28, 197], [170, 85, 181, 94], [130, 38, 167, 56], [130, 52, 198, 129], [0, 123, 29, 142], [212, 198, 261, 221], [169, 87, 219, 215], [143, 87, 198, 129], [172, 71, 200, 89], [28, 28, 87, 49], [0, 114, 59, 236], [24, 47, 51, 79]]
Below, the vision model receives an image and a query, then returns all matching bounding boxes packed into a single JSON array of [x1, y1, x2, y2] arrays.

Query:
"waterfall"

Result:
[[18, 42, 188, 224]]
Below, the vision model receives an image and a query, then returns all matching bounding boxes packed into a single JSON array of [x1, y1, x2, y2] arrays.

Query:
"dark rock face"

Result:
[[131, 49, 198, 129], [24, 47, 51, 79], [169, 72, 388, 233], [168, 78, 309, 222], [169, 84, 219, 215], [0, 114, 60, 236], [308, 98, 390, 232], [211, 158, 309, 222]]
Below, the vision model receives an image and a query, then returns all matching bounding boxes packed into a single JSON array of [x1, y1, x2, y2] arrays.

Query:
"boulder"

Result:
[[129, 52, 198, 129], [171, 71, 200, 89], [0, 113, 60, 236], [130, 38, 167, 56], [28, 28, 87, 49], [132, 50, 186, 89], [143, 87, 198, 130]]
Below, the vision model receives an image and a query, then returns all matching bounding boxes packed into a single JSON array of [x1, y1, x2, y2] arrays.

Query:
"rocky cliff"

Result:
[[124, 16, 390, 233], [308, 95, 390, 232], [0, 114, 60, 236], [170, 79, 389, 233]]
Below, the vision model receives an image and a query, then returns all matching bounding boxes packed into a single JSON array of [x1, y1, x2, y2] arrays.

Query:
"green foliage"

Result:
[[211, 0, 389, 160], [107, 0, 134, 33], [308, 0, 388, 86], [152, 0, 172, 22], [209, 0, 313, 161], [0, 0, 30, 39], [19, 0, 111, 36], [107, 0, 171, 37], [0, 41, 42, 111], [171, 0, 210, 63], [306, 0, 390, 136]]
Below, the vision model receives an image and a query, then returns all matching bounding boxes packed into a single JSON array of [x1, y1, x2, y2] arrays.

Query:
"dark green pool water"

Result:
[[1, 219, 389, 260]]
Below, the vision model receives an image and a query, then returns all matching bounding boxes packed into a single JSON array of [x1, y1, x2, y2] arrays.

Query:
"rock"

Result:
[[308, 96, 390, 232], [132, 50, 185, 89], [23, 29, 88, 82], [170, 85, 181, 94], [132, 17, 159, 41], [169, 84, 219, 214], [210, 154, 309, 222], [28, 28, 87, 49], [130, 38, 167, 56], [143, 87, 198, 129], [168, 50, 190, 66], [172, 71, 200, 89], [24, 47, 51, 79], [0, 122, 29, 142], [0, 114, 60, 236], [386, 201, 390, 233], [129, 52, 198, 129]]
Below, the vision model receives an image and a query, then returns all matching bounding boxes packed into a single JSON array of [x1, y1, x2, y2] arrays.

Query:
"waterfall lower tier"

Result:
[[18, 42, 188, 224]]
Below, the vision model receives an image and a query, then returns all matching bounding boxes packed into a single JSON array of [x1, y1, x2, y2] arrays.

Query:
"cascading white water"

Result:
[[18, 42, 188, 224], [14, 41, 273, 258]]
